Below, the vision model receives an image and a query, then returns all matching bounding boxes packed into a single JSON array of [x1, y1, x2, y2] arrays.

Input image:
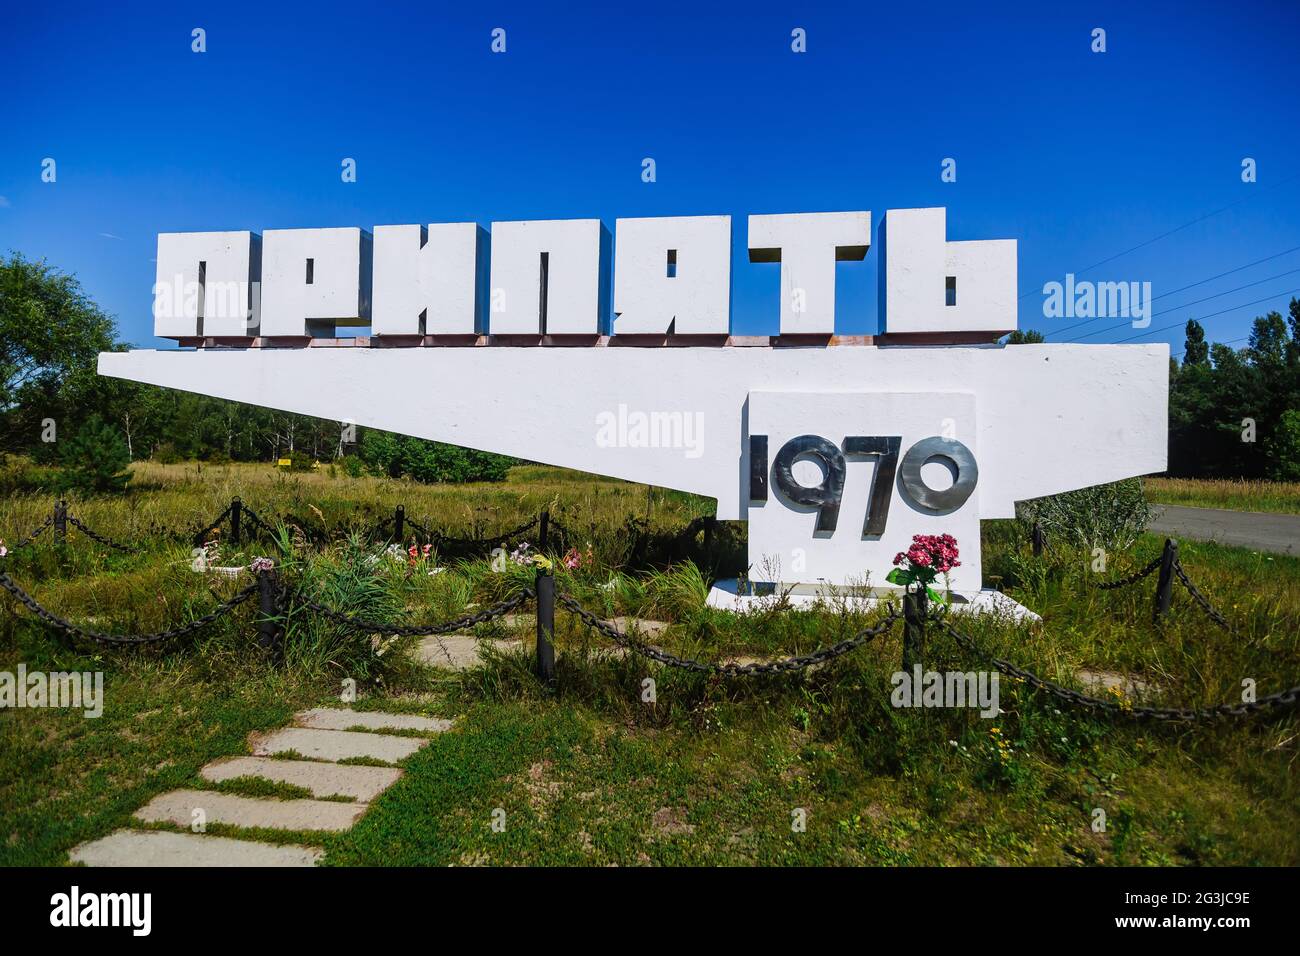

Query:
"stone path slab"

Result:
[[200, 756, 402, 802], [251, 727, 427, 764], [603, 616, 669, 640], [70, 829, 323, 867], [136, 788, 367, 832], [415, 633, 520, 669], [293, 706, 453, 734]]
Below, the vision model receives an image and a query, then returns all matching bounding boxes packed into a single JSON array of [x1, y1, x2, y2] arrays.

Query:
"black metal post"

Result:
[[535, 570, 556, 683], [230, 496, 242, 545], [539, 509, 550, 553], [903, 588, 927, 672], [257, 568, 281, 656], [1153, 538, 1178, 623], [1031, 521, 1043, 557], [53, 500, 67, 545], [394, 504, 405, 542], [703, 516, 716, 569]]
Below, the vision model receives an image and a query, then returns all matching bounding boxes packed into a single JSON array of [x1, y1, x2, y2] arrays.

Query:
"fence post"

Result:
[[1153, 537, 1178, 623], [535, 569, 556, 683], [394, 504, 405, 542], [902, 588, 927, 672], [1031, 521, 1044, 557], [230, 496, 242, 545], [539, 509, 550, 553], [53, 500, 67, 545], [257, 568, 281, 658]]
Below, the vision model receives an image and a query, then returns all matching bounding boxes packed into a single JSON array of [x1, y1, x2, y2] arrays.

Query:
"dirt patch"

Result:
[[651, 806, 695, 837]]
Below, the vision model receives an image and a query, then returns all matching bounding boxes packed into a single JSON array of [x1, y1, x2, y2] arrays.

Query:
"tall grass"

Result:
[[1144, 476, 1300, 515]]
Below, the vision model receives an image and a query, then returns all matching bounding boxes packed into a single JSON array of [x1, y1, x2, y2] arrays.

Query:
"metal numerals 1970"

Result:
[[749, 433, 978, 535]]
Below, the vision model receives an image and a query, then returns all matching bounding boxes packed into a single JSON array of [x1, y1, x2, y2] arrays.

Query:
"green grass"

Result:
[[2, 467, 1298, 866], [1144, 476, 1300, 514]]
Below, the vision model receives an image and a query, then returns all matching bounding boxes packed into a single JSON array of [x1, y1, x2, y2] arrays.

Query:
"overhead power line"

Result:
[[1044, 256, 1300, 340], [1018, 170, 1300, 300]]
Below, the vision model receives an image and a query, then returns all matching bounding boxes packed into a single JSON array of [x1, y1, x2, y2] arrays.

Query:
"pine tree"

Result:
[[59, 414, 131, 493], [1182, 319, 1209, 365]]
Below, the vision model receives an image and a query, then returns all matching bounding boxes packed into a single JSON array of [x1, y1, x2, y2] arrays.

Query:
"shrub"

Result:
[[286, 449, 314, 472], [153, 441, 181, 464], [341, 454, 365, 478], [58, 415, 131, 494], [1018, 477, 1153, 554], [358, 429, 513, 483]]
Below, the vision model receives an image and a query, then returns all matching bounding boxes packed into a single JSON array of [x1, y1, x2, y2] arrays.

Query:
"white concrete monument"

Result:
[[110, 207, 1168, 616]]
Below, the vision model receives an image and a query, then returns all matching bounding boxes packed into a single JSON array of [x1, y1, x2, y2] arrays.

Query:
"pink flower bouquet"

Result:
[[886, 534, 960, 602]]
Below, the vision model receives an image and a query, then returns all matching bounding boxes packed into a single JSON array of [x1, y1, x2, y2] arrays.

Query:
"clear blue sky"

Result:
[[2, 0, 1298, 355]]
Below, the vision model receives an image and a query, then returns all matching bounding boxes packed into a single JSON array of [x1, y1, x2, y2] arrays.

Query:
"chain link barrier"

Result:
[[1172, 559, 1235, 632], [1094, 556, 1163, 590], [938, 615, 1299, 722], [0, 570, 258, 647], [430, 515, 540, 551], [2, 514, 53, 555], [289, 588, 533, 637], [558, 591, 901, 675], [190, 503, 234, 545], [65, 515, 143, 554]]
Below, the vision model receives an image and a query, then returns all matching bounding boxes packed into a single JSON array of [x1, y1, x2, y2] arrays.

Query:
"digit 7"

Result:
[[842, 436, 901, 536]]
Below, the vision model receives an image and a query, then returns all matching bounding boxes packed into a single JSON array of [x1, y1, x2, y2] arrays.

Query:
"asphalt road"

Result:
[[1149, 504, 1300, 556]]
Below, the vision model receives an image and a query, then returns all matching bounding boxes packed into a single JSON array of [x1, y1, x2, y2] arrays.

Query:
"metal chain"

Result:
[[291, 588, 533, 637], [0, 571, 258, 646], [558, 591, 901, 675], [191, 504, 233, 544], [1095, 556, 1163, 590], [939, 617, 1300, 721], [2, 514, 53, 555], [239, 505, 278, 536], [432, 515, 540, 550], [66, 514, 143, 554], [1173, 559, 1234, 632]]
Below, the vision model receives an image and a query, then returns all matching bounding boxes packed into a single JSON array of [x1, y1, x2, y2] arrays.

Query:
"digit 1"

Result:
[[842, 436, 901, 536]]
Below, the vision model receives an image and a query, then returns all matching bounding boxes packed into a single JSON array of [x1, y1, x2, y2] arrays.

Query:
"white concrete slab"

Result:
[[250, 727, 427, 764], [414, 633, 520, 669], [293, 707, 453, 734], [69, 829, 322, 867], [199, 756, 403, 802], [706, 580, 1040, 623], [135, 789, 366, 832]]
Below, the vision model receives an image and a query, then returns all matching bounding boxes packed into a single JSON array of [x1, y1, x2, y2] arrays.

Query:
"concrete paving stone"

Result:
[[603, 616, 670, 640], [293, 706, 453, 734], [199, 756, 403, 802], [69, 829, 322, 867], [1076, 669, 1154, 697], [250, 727, 427, 764], [135, 788, 367, 832], [415, 633, 520, 669]]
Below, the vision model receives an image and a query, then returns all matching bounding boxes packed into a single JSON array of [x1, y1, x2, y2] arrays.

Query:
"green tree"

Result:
[[1004, 329, 1045, 344], [59, 414, 131, 493], [1268, 409, 1300, 481], [0, 253, 118, 452], [1182, 319, 1208, 365]]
